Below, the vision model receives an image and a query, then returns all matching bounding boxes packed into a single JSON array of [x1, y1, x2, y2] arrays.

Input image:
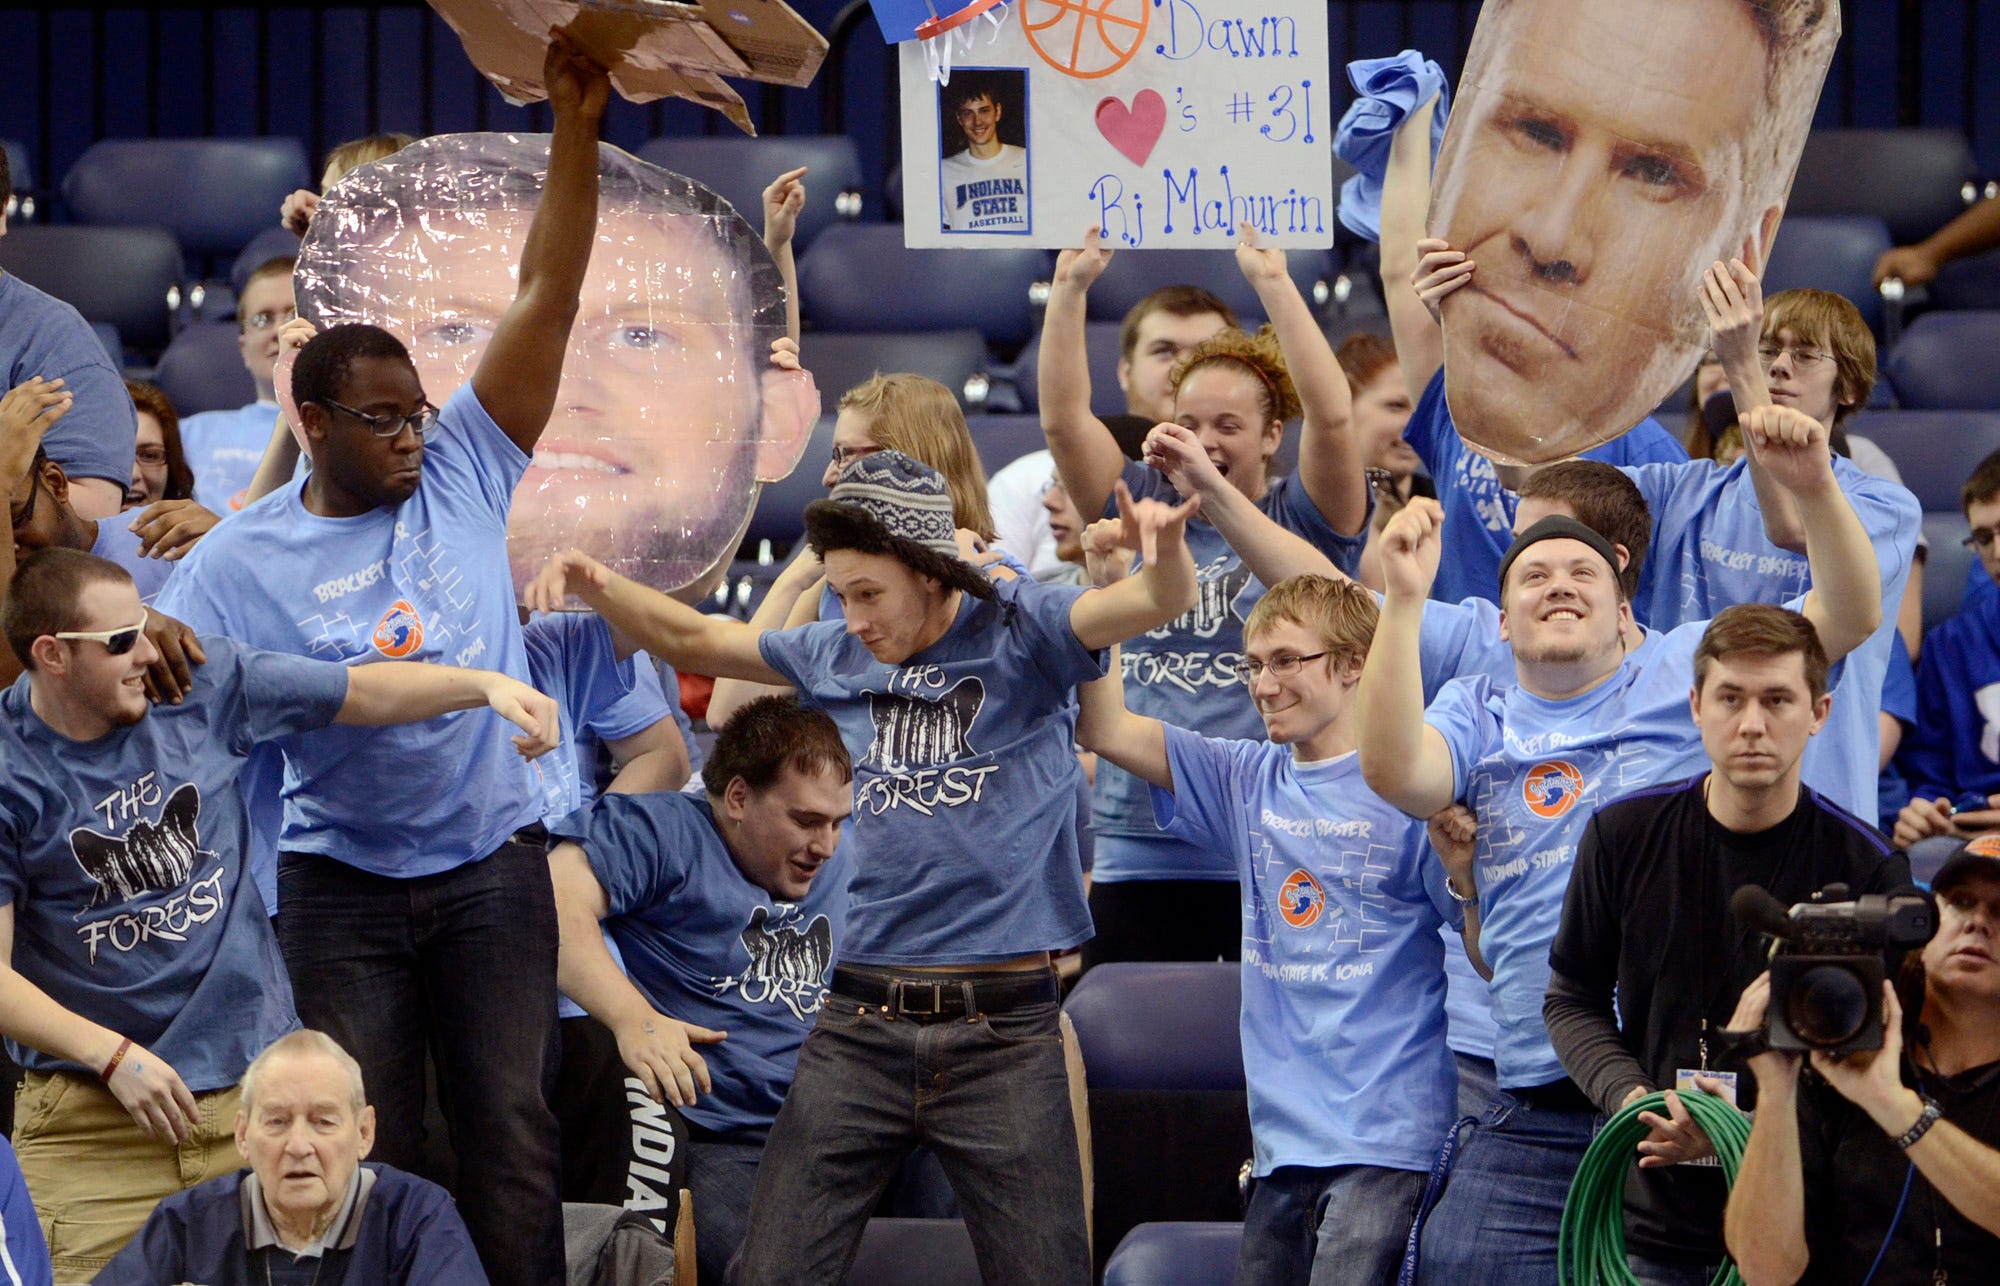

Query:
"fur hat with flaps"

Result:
[[804, 450, 996, 601]]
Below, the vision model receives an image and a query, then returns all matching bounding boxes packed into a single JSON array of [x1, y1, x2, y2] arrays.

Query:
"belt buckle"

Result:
[[893, 980, 945, 1019]]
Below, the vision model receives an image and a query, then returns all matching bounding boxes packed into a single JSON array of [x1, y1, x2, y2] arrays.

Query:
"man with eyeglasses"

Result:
[[175, 256, 296, 514], [1895, 448, 2000, 865], [940, 74, 1028, 234], [152, 34, 610, 1286], [1075, 570, 1467, 1284], [0, 546, 558, 1279]]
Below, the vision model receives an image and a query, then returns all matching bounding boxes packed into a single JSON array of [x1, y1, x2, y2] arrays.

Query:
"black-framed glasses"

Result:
[[1232, 651, 1330, 684], [1965, 527, 2000, 552], [55, 609, 148, 656], [319, 398, 441, 439], [830, 443, 883, 470]]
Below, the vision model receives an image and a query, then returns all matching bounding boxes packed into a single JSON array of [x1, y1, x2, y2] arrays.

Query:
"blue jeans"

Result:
[[730, 989, 1089, 1284], [1238, 1164, 1429, 1286], [1452, 1052, 1498, 1124], [276, 837, 564, 1286], [1413, 1089, 1599, 1286]]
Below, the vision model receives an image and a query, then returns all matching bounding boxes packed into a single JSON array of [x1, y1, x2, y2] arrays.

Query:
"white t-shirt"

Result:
[[987, 448, 1064, 579], [940, 145, 1029, 232]]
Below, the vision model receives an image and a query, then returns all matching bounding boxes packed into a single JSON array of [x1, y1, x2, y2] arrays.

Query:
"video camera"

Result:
[[1732, 883, 1937, 1055]]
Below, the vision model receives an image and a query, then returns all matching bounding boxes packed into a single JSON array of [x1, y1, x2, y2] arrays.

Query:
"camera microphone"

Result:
[[1731, 885, 1793, 939]]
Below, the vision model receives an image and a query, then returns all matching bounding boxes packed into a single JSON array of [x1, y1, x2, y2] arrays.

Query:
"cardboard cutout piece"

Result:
[[896, 0, 1334, 249], [1429, 0, 1838, 464], [426, 0, 829, 136], [295, 134, 815, 595]]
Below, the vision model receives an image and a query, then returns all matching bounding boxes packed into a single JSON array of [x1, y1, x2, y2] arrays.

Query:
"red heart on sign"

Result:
[[1096, 89, 1167, 168]]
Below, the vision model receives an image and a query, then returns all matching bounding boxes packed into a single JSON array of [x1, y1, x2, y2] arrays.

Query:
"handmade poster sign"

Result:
[[294, 134, 817, 595], [1429, 0, 1839, 464], [895, 0, 1334, 249]]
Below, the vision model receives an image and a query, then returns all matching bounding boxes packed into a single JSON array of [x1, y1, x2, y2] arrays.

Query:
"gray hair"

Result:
[[239, 1029, 367, 1116]]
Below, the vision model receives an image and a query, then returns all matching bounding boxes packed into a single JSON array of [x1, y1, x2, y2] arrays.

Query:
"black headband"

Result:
[[1497, 515, 1622, 595]]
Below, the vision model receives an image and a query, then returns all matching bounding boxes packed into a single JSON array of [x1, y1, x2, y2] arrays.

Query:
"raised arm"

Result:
[[1379, 95, 1447, 401], [1355, 499, 1458, 817], [1744, 405, 1881, 661], [762, 167, 806, 344], [704, 545, 820, 728], [1140, 422, 1346, 586], [0, 376, 73, 686], [1073, 640, 1172, 790], [523, 550, 786, 684], [1237, 224, 1367, 535], [246, 319, 316, 505], [1699, 250, 1810, 553], [1068, 483, 1201, 651], [470, 33, 610, 454], [1040, 226, 1132, 521], [338, 662, 561, 758], [548, 842, 723, 1106]]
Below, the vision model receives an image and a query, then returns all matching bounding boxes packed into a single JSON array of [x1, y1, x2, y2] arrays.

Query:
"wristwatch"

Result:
[[1445, 874, 1478, 905], [1892, 1095, 1943, 1151]]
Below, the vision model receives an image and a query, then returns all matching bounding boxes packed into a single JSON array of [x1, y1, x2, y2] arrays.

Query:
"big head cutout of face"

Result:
[[297, 135, 810, 592], [1429, 0, 1838, 464]]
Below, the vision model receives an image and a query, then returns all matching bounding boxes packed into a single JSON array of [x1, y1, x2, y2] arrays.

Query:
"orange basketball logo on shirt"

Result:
[[1966, 834, 2000, 859], [1278, 868, 1325, 929], [372, 600, 425, 658], [1522, 761, 1585, 819]]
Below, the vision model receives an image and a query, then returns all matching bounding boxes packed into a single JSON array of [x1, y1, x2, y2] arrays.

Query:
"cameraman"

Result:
[[1722, 837, 2000, 1285], [1544, 605, 1913, 1284]]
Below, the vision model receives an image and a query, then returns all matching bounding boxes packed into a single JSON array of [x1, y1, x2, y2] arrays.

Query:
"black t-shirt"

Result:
[[1547, 775, 1912, 1260], [1798, 1057, 2000, 1284]]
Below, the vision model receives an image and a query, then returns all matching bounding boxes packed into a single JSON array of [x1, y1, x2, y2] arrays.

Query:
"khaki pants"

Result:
[[13, 1071, 242, 1283]]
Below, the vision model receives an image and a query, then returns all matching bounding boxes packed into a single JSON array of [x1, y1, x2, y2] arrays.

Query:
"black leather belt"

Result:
[[831, 965, 1059, 1021]]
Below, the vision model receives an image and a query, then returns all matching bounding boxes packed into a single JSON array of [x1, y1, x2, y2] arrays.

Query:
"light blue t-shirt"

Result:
[[650, 657, 703, 776], [178, 401, 279, 514], [1623, 455, 1922, 820], [522, 612, 642, 827], [1404, 369, 1688, 607], [0, 271, 135, 491], [1154, 728, 1458, 1174], [0, 638, 347, 1088], [1425, 620, 1713, 1087], [552, 790, 851, 1135], [155, 382, 540, 878], [1094, 461, 1368, 882], [758, 575, 1104, 965], [91, 517, 174, 606]]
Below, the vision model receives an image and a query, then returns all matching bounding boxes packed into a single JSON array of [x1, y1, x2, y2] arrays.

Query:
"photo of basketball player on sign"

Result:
[[938, 68, 1032, 234]]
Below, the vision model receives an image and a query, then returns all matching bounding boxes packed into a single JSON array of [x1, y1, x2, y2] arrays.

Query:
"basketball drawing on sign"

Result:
[[1022, 0, 1148, 79]]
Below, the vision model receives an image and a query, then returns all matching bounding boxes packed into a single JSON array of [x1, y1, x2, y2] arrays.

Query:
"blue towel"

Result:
[[1334, 51, 1453, 243]]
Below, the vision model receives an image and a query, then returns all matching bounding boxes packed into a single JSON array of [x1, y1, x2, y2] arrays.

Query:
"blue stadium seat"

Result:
[[1007, 320, 1127, 415], [798, 223, 1051, 347], [1788, 129, 1978, 246], [1931, 249, 2000, 313], [963, 414, 1047, 477], [1102, 1222, 1244, 1286], [0, 224, 184, 354], [230, 225, 304, 295], [1763, 215, 1894, 334], [799, 329, 994, 413], [885, 160, 903, 221], [636, 134, 865, 252], [1885, 312, 2000, 410], [1065, 963, 1251, 1277], [841, 1219, 981, 1286], [1846, 410, 2000, 510], [1081, 247, 1337, 329], [152, 320, 256, 416], [1921, 510, 1975, 638], [60, 138, 309, 270]]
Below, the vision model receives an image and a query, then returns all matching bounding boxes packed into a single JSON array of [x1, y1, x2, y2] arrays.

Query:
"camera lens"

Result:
[[1787, 964, 1870, 1047]]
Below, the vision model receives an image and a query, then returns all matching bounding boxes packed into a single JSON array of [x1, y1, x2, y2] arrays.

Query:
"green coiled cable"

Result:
[[1557, 1088, 1755, 1286]]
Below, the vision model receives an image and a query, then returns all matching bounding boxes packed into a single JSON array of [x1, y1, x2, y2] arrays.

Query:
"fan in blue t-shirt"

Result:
[[1357, 408, 1885, 1283], [1076, 569, 1469, 1285], [0, 547, 558, 1271], [548, 696, 851, 1280]]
